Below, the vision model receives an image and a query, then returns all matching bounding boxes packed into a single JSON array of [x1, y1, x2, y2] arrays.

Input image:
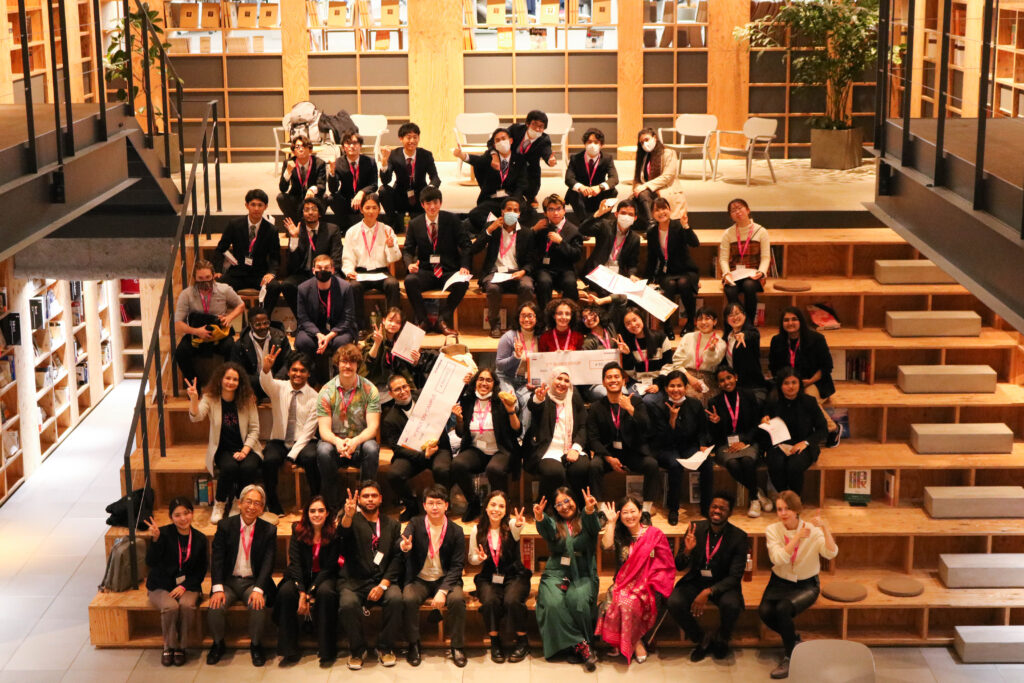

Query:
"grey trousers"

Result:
[[148, 589, 199, 650], [206, 576, 268, 645]]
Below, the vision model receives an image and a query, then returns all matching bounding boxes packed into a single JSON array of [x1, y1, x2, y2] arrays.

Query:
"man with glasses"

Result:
[[206, 484, 278, 667], [278, 134, 327, 223], [327, 131, 378, 230]]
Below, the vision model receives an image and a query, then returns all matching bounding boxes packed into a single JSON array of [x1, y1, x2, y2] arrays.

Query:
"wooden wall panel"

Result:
[[0, 8, 14, 103], [616, 0, 643, 157], [281, 0, 309, 109], [407, 0, 464, 154], [708, 0, 750, 132]]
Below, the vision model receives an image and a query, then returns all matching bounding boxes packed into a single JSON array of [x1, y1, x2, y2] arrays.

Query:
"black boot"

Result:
[[490, 635, 505, 663], [508, 635, 529, 663]]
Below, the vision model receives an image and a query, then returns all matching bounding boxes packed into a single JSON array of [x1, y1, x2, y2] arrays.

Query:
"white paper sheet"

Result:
[[391, 323, 426, 364], [585, 266, 645, 296], [398, 353, 469, 451], [222, 250, 238, 267], [626, 286, 679, 322], [759, 417, 792, 446], [677, 445, 714, 471], [356, 272, 388, 282], [729, 266, 757, 282], [527, 349, 619, 386], [489, 272, 515, 284], [443, 272, 473, 291]]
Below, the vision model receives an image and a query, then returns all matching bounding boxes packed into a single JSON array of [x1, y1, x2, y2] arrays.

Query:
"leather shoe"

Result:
[[508, 635, 529, 663], [172, 649, 186, 667], [250, 644, 266, 667], [451, 647, 468, 668], [437, 320, 458, 337], [489, 326, 502, 339], [690, 633, 712, 663], [161, 650, 173, 667], [711, 637, 730, 660], [407, 641, 422, 666], [206, 640, 226, 665], [668, 509, 679, 526]]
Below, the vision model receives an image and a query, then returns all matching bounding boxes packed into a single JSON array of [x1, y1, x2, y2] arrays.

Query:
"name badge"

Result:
[[492, 574, 505, 585], [700, 569, 713, 579], [175, 574, 186, 585], [542, 257, 550, 265], [407, 189, 416, 198], [560, 556, 572, 566], [727, 435, 740, 445], [430, 254, 441, 264], [494, 190, 508, 198], [612, 440, 623, 450], [373, 551, 384, 565], [244, 257, 254, 267]]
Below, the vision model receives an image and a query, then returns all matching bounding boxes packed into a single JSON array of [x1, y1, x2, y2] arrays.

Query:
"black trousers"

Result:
[[533, 455, 601, 505], [277, 192, 305, 224], [616, 449, 660, 503], [339, 579, 404, 653], [219, 269, 263, 294], [724, 277, 764, 324], [535, 267, 579, 310], [261, 439, 318, 509], [566, 186, 618, 219], [380, 186, 424, 233], [481, 273, 535, 328], [667, 580, 744, 644], [328, 198, 361, 232], [476, 574, 531, 636], [765, 444, 820, 498], [213, 448, 261, 503], [174, 335, 234, 386], [450, 447, 511, 504], [276, 578, 339, 660], [263, 273, 309, 316], [404, 270, 469, 326], [657, 272, 700, 333], [350, 275, 401, 327], [721, 454, 759, 497], [385, 449, 453, 510], [759, 574, 820, 655], [403, 578, 466, 648], [655, 446, 712, 514]]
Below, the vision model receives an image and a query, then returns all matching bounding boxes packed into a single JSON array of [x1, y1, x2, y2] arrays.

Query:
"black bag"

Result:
[[318, 109, 357, 145], [105, 487, 154, 529]]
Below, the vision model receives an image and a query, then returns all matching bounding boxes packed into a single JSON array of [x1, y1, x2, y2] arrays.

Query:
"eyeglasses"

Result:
[[241, 498, 264, 508], [554, 500, 574, 509], [292, 144, 308, 150]]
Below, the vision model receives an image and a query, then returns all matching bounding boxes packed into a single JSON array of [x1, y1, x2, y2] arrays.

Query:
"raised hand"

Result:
[[145, 516, 160, 541], [284, 217, 300, 239], [343, 488, 357, 519], [263, 345, 282, 375], [184, 377, 199, 401], [582, 487, 598, 513], [734, 331, 746, 348], [499, 391, 517, 412], [423, 440, 438, 458], [476, 543, 486, 561], [595, 200, 612, 218], [513, 507, 526, 528], [684, 522, 697, 554], [531, 218, 549, 233], [286, 158, 296, 173], [533, 383, 548, 403], [400, 532, 413, 553], [385, 228, 396, 248], [463, 371, 474, 385], [705, 405, 720, 423], [533, 496, 547, 522], [489, 151, 501, 171], [372, 323, 384, 345], [617, 392, 634, 415], [487, 217, 503, 234], [600, 501, 618, 524], [616, 334, 630, 356], [514, 337, 524, 359], [452, 405, 463, 422], [451, 144, 464, 160]]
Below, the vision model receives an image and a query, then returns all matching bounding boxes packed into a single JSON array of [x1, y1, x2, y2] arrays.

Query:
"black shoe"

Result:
[[206, 640, 226, 665], [438, 320, 458, 337], [826, 428, 841, 448], [574, 641, 596, 672], [508, 635, 529, 662], [690, 633, 712, 662], [250, 644, 266, 667], [668, 509, 679, 526], [161, 650, 173, 667], [278, 654, 301, 667], [407, 641, 422, 666], [462, 497, 481, 523], [172, 649, 186, 667], [451, 647, 468, 667], [319, 656, 335, 668], [711, 637, 730, 660], [490, 635, 505, 663]]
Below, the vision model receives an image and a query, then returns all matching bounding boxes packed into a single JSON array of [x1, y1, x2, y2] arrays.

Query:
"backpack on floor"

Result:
[[99, 535, 147, 592], [318, 109, 357, 145]]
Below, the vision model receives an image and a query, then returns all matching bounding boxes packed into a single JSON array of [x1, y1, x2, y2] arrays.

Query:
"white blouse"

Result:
[[765, 520, 839, 582]]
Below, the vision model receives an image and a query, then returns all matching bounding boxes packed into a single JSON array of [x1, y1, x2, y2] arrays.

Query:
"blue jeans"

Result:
[[317, 439, 380, 510]]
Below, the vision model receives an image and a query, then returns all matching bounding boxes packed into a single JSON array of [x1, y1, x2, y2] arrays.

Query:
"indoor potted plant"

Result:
[[736, 0, 878, 169]]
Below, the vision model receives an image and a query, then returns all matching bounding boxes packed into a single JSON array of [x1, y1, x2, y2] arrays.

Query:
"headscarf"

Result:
[[548, 366, 574, 447]]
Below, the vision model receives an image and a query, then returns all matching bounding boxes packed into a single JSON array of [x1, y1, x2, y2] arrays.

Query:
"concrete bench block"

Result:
[[955, 626, 1024, 663], [874, 259, 957, 284], [885, 311, 982, 337], [897, 365, 997, 393], [939, 554, 1024, 588], [910, 423, 1014, 454], [924, 486, 1024, 518]]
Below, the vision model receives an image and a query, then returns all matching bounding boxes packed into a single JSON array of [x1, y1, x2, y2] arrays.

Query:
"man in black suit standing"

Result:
[[509, 110, 558, 208], [531, 194, 584, 310], [215, 189, 280, 293], [327, 130, 379, 230], [399, 484, 467, 668], [337, 481, 405, 670], [277, 135, 328, 223], [295, 254, 357, 382], [378, 122, 440, 232], [580, 198, 642, 296], [564, 127, 619, 219], [263, 198, 343, 319], [402, 187, 472, 335], [471, 196, 535, 338], [452, 127, 528, 233], [667, 491, 748, 662], [206, 484, 278, 667]]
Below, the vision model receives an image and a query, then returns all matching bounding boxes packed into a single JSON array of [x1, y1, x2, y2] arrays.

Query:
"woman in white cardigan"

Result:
[[186, 361, 261, 523], [631, 128, 688, 229]]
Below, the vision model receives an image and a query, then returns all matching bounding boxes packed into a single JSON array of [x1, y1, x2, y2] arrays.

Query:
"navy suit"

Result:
[[294, 276, 357, 373]]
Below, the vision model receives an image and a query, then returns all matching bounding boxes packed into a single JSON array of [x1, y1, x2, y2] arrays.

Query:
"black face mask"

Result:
[[314, 270, 333, 282]]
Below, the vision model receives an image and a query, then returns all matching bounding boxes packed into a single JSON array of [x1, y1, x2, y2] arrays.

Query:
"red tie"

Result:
[[429, 222, 442, 278]]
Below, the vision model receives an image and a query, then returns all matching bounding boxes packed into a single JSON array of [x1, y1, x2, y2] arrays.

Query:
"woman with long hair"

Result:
[[761, 368, 828, 497], [361, 305, 418, 396], [496, 301, 544, 435], [646, 196, 700, 335], [631, 128, 687, 229], [616, 307, 674, 402], [723, 302, 768, 401], [666, 305, 727, 406]]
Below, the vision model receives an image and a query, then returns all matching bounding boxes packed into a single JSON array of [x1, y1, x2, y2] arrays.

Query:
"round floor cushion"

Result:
[[772, 280, 812, 293], [877, 576, 925, 598], [821, 581, 868, 603]]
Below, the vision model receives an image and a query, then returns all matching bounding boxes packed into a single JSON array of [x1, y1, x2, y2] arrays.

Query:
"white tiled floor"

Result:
[[1, 379, 1021, 681]]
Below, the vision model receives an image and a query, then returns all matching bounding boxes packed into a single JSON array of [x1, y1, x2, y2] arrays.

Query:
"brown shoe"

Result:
[[489, 326, 502, 339], [437, 320, 458, 337]]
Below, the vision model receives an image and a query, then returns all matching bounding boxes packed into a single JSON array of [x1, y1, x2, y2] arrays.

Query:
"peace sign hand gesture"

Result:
[[533, 496, 547, 522], [400, 531, 413, 553], [705, 405, 720, 423], [263, 345, 283, 375], [616, 334, 630, 356], [684, 522, 697, 554], [145, 516, 160, 541], [184, 376, 199, 401], [582, 487, 598, 514], [513, 507, 526, 528], [372, 323, 384, 345], [342, 488, 357, 520]]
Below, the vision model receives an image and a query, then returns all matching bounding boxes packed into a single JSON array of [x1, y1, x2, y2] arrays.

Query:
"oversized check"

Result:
[[527, 348, 619, 386], [398, 352, 469, 451]]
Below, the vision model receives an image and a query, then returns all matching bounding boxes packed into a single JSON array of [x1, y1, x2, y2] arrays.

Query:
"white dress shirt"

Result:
[[342, 221, 402, 273], [259, 369, 319, 460], [765, 520, 839, 582]]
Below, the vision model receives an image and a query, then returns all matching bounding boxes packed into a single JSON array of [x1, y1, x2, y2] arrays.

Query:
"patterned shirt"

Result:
[[316, 375, 381, 438]]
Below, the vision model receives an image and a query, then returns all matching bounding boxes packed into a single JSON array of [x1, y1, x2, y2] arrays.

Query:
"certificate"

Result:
[[443, 272, 473, 291], [626, 285, 679, 322], [677, 445, 714, 471], [489, 272, 515, 284], [356, 272, 387, 282], [527, 348, 619, 386], [729, 266, 757, 282], [759, 417, 792, 446], [585, 266, 646, 296], [391, 323, 426, 364], [398, 352, 468, 451]]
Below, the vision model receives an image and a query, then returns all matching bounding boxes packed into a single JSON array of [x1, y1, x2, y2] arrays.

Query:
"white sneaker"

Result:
[[758, 489, 774, 512], [748, 499, 762, 518], [210, 501, 226, 524]]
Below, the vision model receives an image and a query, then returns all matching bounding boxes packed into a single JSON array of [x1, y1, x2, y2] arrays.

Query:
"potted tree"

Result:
[[736, 0, 878, 169]]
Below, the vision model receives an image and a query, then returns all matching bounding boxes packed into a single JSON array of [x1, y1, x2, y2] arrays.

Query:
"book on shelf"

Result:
[[29, 297, 44, 330], [844, 469, 871, 506], [45, 290, 61, 320], [76, 362, 89, 385], [0, 313, 20, 347], [0, 286, 7, 314], [0, 355, 15, 382], [119, 278, 140, 295], [71, 300, 84, 325], [120, 304, 132, 324], [69, 280, 83, 303], [585, 28, 603, 48], [195, 476, 211, 505], [883, 470, 897, 506], [496, 26, 514, 49]]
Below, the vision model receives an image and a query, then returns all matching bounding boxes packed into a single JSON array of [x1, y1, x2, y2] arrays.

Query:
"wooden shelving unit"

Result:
[[0, 262, 24, 507], [994, 1, 1024, 118], [7, 0, 50, 83], [641, 0, 709, 141], [117, 278, 143, 379]]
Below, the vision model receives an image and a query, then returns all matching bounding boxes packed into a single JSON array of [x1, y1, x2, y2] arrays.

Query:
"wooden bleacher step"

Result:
[[939, 554, 1024, 588], [885, 311, 982, 337], [897, 365, 997, 393], [923, 486, 1024, 518], [911, 423, 1014, 454], [874, 259, 957, 285], [955, 626, 1024, 663]]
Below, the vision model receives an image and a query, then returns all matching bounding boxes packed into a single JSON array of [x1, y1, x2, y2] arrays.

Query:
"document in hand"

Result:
[[489, 272, 515, 284], [356, 272, 388, 282], [391, 323, 426, 363], [729, 266, 757, 282], [585, 265, 646, 296], [759, 417, 792, 446], [626, 285, 678, 322], [398, 353, 468, 451], [677, 445, 714, 471], [443, 272, 473, 291], [528, 348, 619, 386]]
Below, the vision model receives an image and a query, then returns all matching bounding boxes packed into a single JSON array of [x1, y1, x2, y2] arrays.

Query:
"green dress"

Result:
[[535, 510, 601, 658]]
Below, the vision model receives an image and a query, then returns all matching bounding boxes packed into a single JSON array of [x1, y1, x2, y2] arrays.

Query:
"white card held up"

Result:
[[677, 445, 714, 471], [489, 272, 515, 284], [356, 272, 388, 282], [729, 266, 757, 282], [759, 417, 792, 446], [398, 353, 468, 451], [626, 285, 679, 322], [528, 348, 619, 386], [391, 323, 426, 364], [443, 272, 473, 291], [585, 265, 645, 296]]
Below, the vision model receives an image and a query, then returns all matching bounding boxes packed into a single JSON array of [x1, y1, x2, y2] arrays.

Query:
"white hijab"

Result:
[[548, 366, 574, 443]]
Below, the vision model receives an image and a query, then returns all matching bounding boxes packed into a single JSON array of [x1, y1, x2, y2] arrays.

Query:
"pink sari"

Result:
[[595, 526, 676, 661]]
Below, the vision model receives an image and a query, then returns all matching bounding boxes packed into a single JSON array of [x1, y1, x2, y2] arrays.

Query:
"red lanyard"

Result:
[[406, 155, 416, 184], [610, 232, 627, 261], [736, 224, 756, 260], [318, 286, 331, 316], [705, 530, 724, 565], [552, 329, 572, 351], [337, 384, 358, 421], [428, 223, 439, 252], [497, 155, 510, 184], [519, 136, 532, 154], [585, 155, 599, 185], [472, 400, 491, 436], [695, 332, 718, 370], [784, 524, 801, 564], [635, 338, 649, 373], [350, 160, 359, 193], [609, 404, 621, 434], [177, 531, 192, 570], [361, 224, 379, 256], [499, 229, 516, 258], [723, 392, 740, 432], [545, 223, 563, 253], [788, 339, 800, 368], [598, 330, 612, 349], [371, 518, 381, 550], [296, 161, 312, 189], [199, 290, 211, 314], [488, 529, 502, 567], [426, 517, 447, 558], [240, 523, 255, 562], [312, 540, 321, 573]]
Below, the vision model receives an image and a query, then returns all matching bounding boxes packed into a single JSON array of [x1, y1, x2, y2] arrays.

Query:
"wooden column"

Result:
[[960, 0, 983, 117], [407, 0, 464, 155], [62, 0, 86, 101], [616, 0, 643, 158], [708, 0, 750, 132], [281, 0, 309, 109], [0, 10, 13, 103]]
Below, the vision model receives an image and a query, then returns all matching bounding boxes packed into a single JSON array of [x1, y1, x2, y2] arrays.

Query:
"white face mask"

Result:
[[642, 138, 657, 153], [494, 139, 511, 155], [617, 214, 636, 229], [503, 211, 519, 227], [526, 128, 541, 140], [585, 142, 600, 157]]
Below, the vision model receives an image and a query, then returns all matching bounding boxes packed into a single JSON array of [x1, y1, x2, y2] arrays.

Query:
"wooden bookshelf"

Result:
[[993, 1, 1024, 118], [117, 278, 143, 379]]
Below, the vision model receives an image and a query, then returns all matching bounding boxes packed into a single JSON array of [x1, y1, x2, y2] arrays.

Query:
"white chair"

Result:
[[349, 113, 389, 165], [713, 116, 778, 185], [788, 640, 875, 683], [658, 113, 717, 180], [454, 112, 500, 184], [542, 113, 574, 175]]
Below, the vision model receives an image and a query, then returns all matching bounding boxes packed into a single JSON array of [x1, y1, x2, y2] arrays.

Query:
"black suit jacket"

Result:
[[768, 330, 836, 399], [531, 217, 583, 274], [145, 525, 209, 593], [327, 154, 379, 206], [211, 515, 278, 596], [284, 523, 340, 593], [230, 327, 291, 382], [402, 211, 472, 272], [473, 527, 532, 584], [725, 326, 768, 390], [380, 147, 441, 198], [675, 520, 748, 598], [216, 217, 280, 280], [296, 275, 357, 341], [285, 221, 344, 276], [708, 388, 763, 448], [381, 400, 453, 459], [580, 214, 641, 277], [471, 225, 534, 278], [402, 514, 466, 591], [525, 392, 588, 470], [585, 394, 650, 459], [465, 152, 527, 204], [565, 150, 618, 192], [338, 512, 404, 585], [645, 221, 700, 279], [279, 156, 328, 200], [648, 395, 708, 452], [509, 122, 553, 199]]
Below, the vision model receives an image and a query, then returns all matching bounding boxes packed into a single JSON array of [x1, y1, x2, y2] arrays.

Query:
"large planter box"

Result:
[[810, 127, 863, 170]]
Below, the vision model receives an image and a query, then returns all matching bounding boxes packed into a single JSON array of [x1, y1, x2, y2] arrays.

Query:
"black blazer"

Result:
[[456, 392, 519, 461], [327, 154, 379, 206], [145, 525, 209, 593], [296, 275, 357, 341], [580, 214, 641, 277], [763, 393, 828, 447], [379, 147, 441, 198], [508, 122, 552, 199], [230, 327, 291, 381], [279, 156, 328, 200], [464, 151, 527, 204], [381, 400, 453, 460], [473, 526, 532, 586], [338, 512, 404, 586], [708, 388, 763, 448], [285, 221, 344, 276], [402, 211, 473, 272], [725, 326, 768, 391], [675, 520, 748, 598], [525, 392, 588, 470], [648, 395, 708, 452], [211, 515, 278, 597], [401, 514, 466, 591], [768, 330, 836, 398], [216, 217, 280, 279], [471, 226, 534, 278], [283, 523, 340, 593], [565, 150, 618, 192], [531, 217, 583, 273], [586, 394, 650, 459], [645, 221, 700, 279]]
